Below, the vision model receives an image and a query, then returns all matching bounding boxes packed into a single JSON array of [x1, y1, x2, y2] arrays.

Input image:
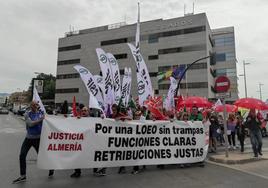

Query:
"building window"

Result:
[[148, 34, 159, 43], [187, 82, 208, 89], [158, 84, 170, 90], [158, 66, 172, 72], [216, 53, 226, 62], [148, 55, 158, 60], [100, 38, 128, 46], [210, 52, 216, 65], [161, 26, 206, 38], [158, 44, 206, 55], [113, 53, 128, 59], [225, 52, 235, 61], [56, 73, 80, 79], [158, 63, 206, 73], [58, 45, 81, 52], [57, 59, 80, 66], [189, 62, 207, 70], [159, 82, 208, 90], [55, 88, 79, 93], [215, 36, 234, 47], [149, 72, 158, 77]]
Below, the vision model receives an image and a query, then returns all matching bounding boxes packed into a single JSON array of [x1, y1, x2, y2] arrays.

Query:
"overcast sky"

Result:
[[0, 0, 267, 99]]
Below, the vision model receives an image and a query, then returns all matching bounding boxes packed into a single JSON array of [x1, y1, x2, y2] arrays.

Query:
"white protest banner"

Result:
[[37, 116, 209, 169], [106, 53, 121, 105], [74, 65, 104, 109], [96, 48, 114, 112]]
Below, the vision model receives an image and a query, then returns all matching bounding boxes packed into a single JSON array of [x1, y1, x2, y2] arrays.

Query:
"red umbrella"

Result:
[[215, 104, 238, 113], [178, 96, 212, 108], [234, 98, 268, 110]]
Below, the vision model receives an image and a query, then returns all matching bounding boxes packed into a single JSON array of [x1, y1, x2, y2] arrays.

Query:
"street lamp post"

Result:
[[258, 83, 264, 101], [175, 55, 212, 97], [239, 61, 250, 98]]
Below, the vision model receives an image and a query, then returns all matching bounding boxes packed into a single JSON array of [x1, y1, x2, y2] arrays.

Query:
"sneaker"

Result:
[[70, 172, 81, 178], [94, 170, 106, 177], [233, 146, 237, 149], [12, 176, 26, 184], [118, 167, 126, 174], [254, 154, 258, 158], [131, 170, 139, 175], [48, 170, 54, 177]]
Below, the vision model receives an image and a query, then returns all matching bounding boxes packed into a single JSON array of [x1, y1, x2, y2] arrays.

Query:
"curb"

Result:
[[208, 156, 266, 165]]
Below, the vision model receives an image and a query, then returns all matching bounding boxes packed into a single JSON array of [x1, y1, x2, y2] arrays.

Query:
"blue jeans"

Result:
[[250, 130, 262, 155], [19, 138, 40, 176]]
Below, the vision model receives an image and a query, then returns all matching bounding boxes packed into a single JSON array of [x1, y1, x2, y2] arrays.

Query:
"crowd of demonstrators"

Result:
[[13, 99, 267, 183]]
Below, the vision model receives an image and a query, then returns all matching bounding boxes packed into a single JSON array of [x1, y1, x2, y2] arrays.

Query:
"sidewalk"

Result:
[[208, 149, 268, 164]]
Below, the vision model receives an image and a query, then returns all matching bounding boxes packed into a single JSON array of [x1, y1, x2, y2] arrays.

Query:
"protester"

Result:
[[209, 115, 219, 153], [217, 114, 225, 145], [181, 112, 189, 122], [61, 100, 69, 115], [236, 111, 246, 152], [110, 104, 129, 174], [189, 106, 203, 121], [189, 106, 205, 167], [70, 106, 89, 178], [13, 101, 45, 184], [245, 109, 262, 157], [227, 113, 237, 149]]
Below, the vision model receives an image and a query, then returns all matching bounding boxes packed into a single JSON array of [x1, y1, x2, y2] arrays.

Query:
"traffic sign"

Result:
[[216, 92, 231, 99], [215, 76, 230, 93]]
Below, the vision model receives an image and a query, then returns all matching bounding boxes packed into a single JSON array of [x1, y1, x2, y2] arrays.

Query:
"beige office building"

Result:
[[55, 13, 238, 106]]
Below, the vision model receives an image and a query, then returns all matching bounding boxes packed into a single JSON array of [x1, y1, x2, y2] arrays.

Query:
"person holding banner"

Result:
[[13, 101, 45, 184], [70, 106, 89, 178]]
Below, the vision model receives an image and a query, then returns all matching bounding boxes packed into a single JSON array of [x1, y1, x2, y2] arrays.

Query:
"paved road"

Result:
[[1, 113, 268, 188]]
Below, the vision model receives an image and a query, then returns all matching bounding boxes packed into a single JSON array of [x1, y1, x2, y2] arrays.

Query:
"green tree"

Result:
[[28, 73, 56, 100]]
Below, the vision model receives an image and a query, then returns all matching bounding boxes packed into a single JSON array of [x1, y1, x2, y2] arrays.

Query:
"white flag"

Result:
[[73, 65, 104, 109], [128, 43, 152, 105], [93, 75, 105, 95], [89, 93, 105, 117], [126, 68, 132, 106], [121, 67, 129, 107], [33, 86, 46, 113], [135, 2, 140, 51], [96, 48, 114, 112], [107, 53, 121, 105], [165, 77, 177, 111]]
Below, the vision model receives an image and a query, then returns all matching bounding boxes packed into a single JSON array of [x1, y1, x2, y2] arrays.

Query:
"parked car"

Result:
[[17, 106, 29, 116], [0, 107, 9, 114], [44, 105, 54, 115]]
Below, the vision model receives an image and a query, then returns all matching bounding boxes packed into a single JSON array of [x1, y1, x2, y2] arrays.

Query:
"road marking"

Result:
[[207, 160, 268, 180]]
